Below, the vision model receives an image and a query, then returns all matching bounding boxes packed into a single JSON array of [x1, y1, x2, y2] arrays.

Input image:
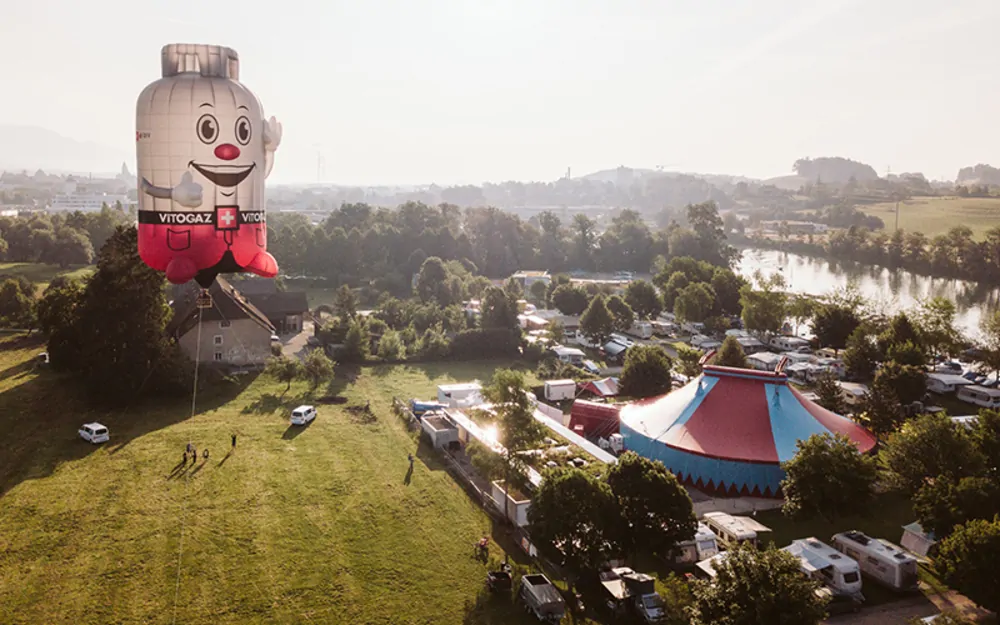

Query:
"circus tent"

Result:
[[619, 365, 877, 497]]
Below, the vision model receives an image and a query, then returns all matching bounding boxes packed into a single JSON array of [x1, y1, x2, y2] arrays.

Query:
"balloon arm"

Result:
[[141, 177, 173, 199], [264, 151, 275, 178]]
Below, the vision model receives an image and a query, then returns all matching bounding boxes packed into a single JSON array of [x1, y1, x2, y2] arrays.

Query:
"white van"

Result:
[[79, 422, 110, 444], [290, 405, 317, 425]]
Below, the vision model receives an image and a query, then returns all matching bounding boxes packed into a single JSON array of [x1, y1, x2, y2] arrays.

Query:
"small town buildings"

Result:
[[511, 270, 551, 290]]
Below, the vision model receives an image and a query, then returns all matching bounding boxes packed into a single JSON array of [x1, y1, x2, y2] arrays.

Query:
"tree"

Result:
[[675, 344, 704, 378], [969, 409, 1000, 477], [620, 345, 674, 398], [265, 355, 304, 393], [886, 340, 925, 367], [714, 335, 748, 368], [674, 283, 715, 324], [550, 284, 589, 316], [739, 272, 787, 337], [625, 280, 662, 320], [781, 433, 877, 521], [503, 276, 523, 300], [607, 452, 696, 562], [874, 361, 927, 406], [688, 542, 827, 625], [581, 295, 615, 345], [915, 477, 1000, 539], [881, 413, 985, 494], [786, 295, 816, 336], [528, 280, 548, 306], [916, 296, 961, 359], [977, 310, 1000, 382], [607, 295, 635, 334], [340, 318, 370, 363], [686, 201, 735, 267], [482, 369, 545, 520], [44, 226, 94, 268], [35, 276, 84, 336], [415, 256, 454, 305], [815, 372, 845, 413], [334, 284, 358, 319], [935, 518, 1000, 614], [0, 277, 35, 328], [528, 467, 619, 586], [710, 268, 745, 316], [880, 312, 923, 355], [860, 376, 904, 437], [480, 286, 518, 330], [661, 271, 690, 311], [47, 226, 186, 401], [812, 304, 861, 353], [377, 329, 406, 361], [303, 349, 335, 388], [842, 325, 880, 381]]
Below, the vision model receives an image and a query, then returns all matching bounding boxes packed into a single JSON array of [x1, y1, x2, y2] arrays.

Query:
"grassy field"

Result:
[[0, 262, 94, 295], [860, 196, 1000, 239], [0, 336, 557, 625]]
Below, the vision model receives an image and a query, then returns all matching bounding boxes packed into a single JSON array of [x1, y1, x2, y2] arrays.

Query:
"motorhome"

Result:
[[956, 385, 1000, 409], [675, 522, 720, 564], [783, 538, 863, 599], [831, 531, 919, 591], [702, 512, 771, 548]]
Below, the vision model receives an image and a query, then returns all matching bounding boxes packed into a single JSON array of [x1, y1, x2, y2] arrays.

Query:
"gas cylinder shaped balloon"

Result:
[[136, 43, 281, 287]]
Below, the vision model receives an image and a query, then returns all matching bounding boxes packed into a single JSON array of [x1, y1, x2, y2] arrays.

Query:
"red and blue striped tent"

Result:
[[619, 365, 877, 497]]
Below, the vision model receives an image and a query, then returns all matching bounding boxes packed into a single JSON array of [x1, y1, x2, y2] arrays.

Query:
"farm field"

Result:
[[0, 336, 554, 625], [860, 196, 1000, 239], [0, 262, 94, 294]]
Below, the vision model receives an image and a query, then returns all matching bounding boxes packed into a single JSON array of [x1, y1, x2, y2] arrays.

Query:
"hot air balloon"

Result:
[[135, 43, 281, 290]]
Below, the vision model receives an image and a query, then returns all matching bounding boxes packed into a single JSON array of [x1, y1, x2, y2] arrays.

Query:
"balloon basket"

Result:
[[196, 289, 213, 309]]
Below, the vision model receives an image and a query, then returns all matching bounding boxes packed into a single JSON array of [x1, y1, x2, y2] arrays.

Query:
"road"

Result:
[[281, 320, 314, 360]]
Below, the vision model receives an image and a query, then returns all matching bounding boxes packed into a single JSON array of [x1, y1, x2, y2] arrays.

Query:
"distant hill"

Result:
[[957, 164, 1000, 186], [0, 125, 132, 175], [577, 166, 659, 184], [763, 174, 809, 191], [793, 157, 879, 184]]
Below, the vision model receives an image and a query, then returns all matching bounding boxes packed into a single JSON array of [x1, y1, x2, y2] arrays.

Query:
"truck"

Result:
[[519, 574, 566, 623], [599, 567, 665, 623]]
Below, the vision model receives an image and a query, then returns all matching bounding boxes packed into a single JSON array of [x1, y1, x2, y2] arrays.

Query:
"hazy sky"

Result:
[[2, 0, 999, 185]]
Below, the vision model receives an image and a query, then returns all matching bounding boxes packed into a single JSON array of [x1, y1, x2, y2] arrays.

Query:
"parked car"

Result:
[[290, 405, 317, 425], [79, 422, 110, 444]]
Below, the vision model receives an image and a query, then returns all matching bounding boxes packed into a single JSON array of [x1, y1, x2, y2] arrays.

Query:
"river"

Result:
[[736, 249, 1000, 339]]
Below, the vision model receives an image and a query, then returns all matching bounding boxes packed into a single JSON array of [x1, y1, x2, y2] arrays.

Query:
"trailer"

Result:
[[674, 522, 720, 564], [831, 531, 919, 591], [702, 512, 771, 548], [544, 379, 577, 401], [783, 538, 864, 599], [519, 574, 566, 623], [599, 567, 665, 623]]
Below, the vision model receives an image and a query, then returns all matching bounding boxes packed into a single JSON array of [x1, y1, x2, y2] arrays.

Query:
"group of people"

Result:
[[182, 433, 237, 464]]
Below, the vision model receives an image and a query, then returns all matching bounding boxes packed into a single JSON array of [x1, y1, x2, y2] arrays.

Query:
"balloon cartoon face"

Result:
[[136, 44, 281, 286]]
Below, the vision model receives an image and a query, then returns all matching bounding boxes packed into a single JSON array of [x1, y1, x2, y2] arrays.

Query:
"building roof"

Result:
[[581, 377, 620, 397], [927, 373, 973, 386], [243, 291, 309, 318], [166, 277, 275, 338], [552, 345, 585, 357], [784, 538, 859, 575]]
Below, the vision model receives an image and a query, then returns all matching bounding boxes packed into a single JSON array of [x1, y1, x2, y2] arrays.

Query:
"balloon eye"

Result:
[[235, 116, 251, 145], [197, 114, 219, 144]]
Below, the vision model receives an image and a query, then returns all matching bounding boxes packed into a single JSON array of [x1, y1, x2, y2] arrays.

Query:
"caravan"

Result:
[[783, 538, 864, 598], [702, 512, 771, 548], [831, 531, 919, 591], [956, 385, 1000, 409], [674, 523, 720, 564]]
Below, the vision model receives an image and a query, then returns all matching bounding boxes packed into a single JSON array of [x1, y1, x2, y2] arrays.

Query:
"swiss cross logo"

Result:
[[136, 131, 150, 141], [216, 206, 239, 230]]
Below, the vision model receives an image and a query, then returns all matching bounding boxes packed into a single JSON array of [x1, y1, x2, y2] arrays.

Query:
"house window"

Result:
[[219, 320, 231, 328], [214, 335, 223, 346], [214, 351, 223, 362]]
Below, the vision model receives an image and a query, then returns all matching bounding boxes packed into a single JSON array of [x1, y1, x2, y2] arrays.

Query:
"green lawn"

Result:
[[0, 336, 557, 624], [0, 262, 94, 295], [859, 196, 1000, 239]]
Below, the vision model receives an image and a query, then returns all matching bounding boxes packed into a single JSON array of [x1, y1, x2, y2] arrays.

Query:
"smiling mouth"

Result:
[[189, 162, 256, 188]]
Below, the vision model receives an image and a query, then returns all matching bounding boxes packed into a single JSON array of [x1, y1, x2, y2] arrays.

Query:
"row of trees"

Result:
[[0, 204, 133, 267]]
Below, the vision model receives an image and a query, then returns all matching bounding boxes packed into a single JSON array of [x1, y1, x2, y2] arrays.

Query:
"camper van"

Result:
[[702, 512, 770, 548], [783, 538, 864, 598], [831, 531, 919, 591], [674, 523, 720, 564], [956, 385, 1000, 409]]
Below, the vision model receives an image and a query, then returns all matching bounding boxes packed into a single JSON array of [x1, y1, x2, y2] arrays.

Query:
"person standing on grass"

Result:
[[408, 453, 414, 468], [231, 433, 237, 450]]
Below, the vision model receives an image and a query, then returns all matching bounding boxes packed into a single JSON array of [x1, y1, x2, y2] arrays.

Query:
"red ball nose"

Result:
[[214, 144, 241, 160]]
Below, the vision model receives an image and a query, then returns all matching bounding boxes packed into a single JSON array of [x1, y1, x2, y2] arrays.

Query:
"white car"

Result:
[[290, 405, 317, 426], [79, 422, 109, 444]]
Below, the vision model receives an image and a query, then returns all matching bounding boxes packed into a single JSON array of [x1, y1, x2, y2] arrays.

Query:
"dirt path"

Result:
[[824, 596, 937, 625]]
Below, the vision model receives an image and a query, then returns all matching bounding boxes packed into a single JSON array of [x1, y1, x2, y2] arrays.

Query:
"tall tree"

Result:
[[842, 325, 880, 382], [688, 542, 827, 625], [815, 372, 845, 413], [550, 284, 590, 316], [686, 201, 735, 267], [625, 279, 662, 320], [335, 284, 358, 319], [581, 295, 615, 345], [0, 278, 35, 328], [914, 476, 1000, 540], [977, 310, 1000, 382], [340, 318, 370, 363], [916, 296, 962, 359], [860, 377, 904, 437], [786, 295, 816, 336], [812, 303, 861, 354], [264, 354, 304, 394], [480, 286, 518, 330], [674, 283, 715, 324], [607, 452, 696, 562], [881, 412, 985, 494], [607, 295, 635, 333], [710, 268, 746, 317], [482, 369, 545, 520], [935, 518, 1000, 614], [739, 271, 787, 337], [35, 276, 84, 336], [874, 361, 927, 406], [528, 467, 619, 588], [714, 335, 748, 368], [303, 349, 335, 388], [969, 409, 1000, 477], [620, 345, 674, 398], [675, 344, 704, 378], [781, 433, 878, 521]]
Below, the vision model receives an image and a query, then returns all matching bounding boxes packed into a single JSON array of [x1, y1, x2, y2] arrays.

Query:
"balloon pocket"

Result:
[[167, 229, 191, 251]]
